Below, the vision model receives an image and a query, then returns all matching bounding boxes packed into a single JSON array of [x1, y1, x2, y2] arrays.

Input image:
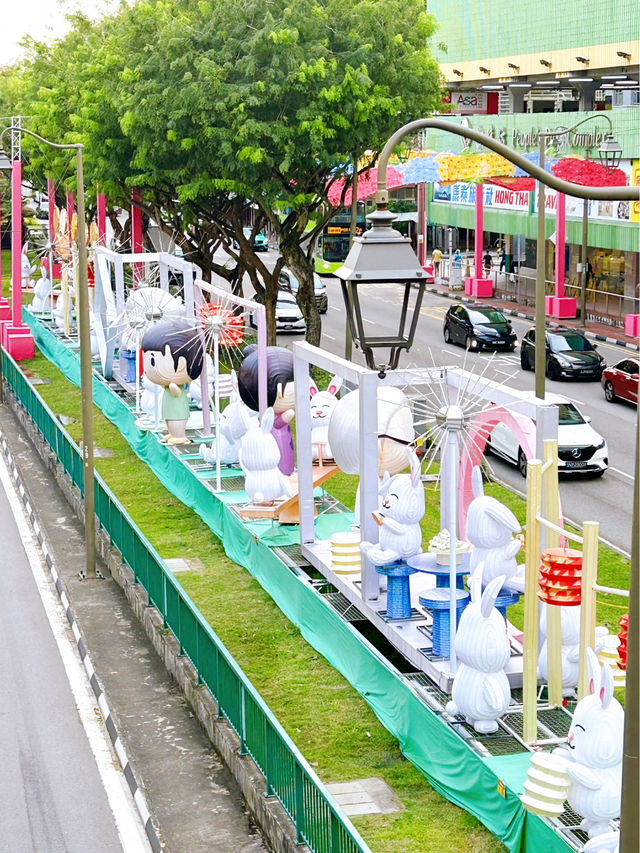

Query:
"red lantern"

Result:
[[538, 548, 583, 606], [199, 302, 245, 348], [617, 614, 628, 671]]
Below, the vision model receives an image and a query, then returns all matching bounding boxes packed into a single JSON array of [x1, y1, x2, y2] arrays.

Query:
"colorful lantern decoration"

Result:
[[199, 301, 245, 348], [598, 633, 626, 689], [330, 532, 362, 574], [538, 548, 583, 606], [552, 157, 626, 188], [521, 752, 571, 817], [327, 165, 405, 207], [616, 614, 628, 671]]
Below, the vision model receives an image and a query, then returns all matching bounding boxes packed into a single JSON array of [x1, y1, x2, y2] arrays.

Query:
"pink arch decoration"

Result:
[[458, 407, 537, 539]]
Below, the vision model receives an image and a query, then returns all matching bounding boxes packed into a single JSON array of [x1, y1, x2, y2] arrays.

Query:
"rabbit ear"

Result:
[[469, 563, 484, 604], [261, 407, 274, 433], [480, 575, 505, 617], [586, 646, 601, 696], [599, 660, 614, 709], [309, 378, 319, 398], [327, 376, 343, 396], [471, 466, 484, 499], [407, 449, 421, 487], [483, 501, 521, 534], [379, 471, 392, 494]]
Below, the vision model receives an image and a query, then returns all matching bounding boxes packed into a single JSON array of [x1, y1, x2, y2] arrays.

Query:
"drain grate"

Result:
[[501, 705, 573, 742], [322, 591, 365, 622], [377, 607, 425, 623]]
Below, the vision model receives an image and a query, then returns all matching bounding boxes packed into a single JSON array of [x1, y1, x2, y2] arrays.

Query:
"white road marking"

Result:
[[329, 305, 342, 312], [323, 333, 336, 341], [0, 455, 151, 853], [610, 466, 634, 481]]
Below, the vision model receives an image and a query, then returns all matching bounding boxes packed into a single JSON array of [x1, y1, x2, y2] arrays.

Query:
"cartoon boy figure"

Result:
[[141, 318, 204, 444]]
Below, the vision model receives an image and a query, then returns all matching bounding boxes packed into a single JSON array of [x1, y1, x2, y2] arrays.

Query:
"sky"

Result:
[[1, 0, 120, 65]]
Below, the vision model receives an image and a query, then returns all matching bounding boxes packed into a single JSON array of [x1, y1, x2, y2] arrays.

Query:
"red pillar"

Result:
[[2, 159, 34, 359], [96, 193, 107, 245], [131, 187, 143, 285], [464, 182, 493, 298], [545, 191, 576, 318], [0, 190, 9, 319]]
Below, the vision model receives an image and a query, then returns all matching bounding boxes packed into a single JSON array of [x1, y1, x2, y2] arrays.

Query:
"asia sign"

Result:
[[443, 91, 488, 114]]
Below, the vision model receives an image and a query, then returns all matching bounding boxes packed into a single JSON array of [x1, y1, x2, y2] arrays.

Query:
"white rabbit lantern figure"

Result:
[[360, 449, 425, 566], [446, 572, 512, 733], [554, 648, 624, 839], [200, 370, 257, 466], [538, 606, 608, 698], [466, 466, 523, 593], [30, 262, 53, 313], [309, 374, 342, 461], [238, 407, 294, 504], [21, 243, 36, 289]]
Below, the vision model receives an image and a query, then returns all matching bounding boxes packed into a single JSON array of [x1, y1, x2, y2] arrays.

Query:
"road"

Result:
[[0, 453, 150, 853], [216, 247, 636, 556]]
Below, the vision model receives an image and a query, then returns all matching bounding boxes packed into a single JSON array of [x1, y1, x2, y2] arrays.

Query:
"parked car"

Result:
[[233, 227, 270, 252], [601, 357, 639, 405], [443, 304, 516, 351], [278, 266, 328, 314], [251, 288, 306, 334], [520, 327, 605, 380], [486, 395, 608, 477]]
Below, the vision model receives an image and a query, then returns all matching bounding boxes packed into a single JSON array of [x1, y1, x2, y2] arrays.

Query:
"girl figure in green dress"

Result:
[[141, 318, 204, 444]]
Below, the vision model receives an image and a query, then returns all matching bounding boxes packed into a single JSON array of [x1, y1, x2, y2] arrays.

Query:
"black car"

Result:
[[443, 304, 517, 351], [520, 327, 605, 381]]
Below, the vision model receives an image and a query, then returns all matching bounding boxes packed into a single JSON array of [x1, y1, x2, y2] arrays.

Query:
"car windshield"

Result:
[[242, 227, 252, 238], [557, 403, 586, 426], [276, 299, 298, 311], [549, 333, 593, 353], [468, 309, 506, 325]]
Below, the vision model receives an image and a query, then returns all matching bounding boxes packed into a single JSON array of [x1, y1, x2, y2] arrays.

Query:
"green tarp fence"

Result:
[[24, 311, 571, 853]]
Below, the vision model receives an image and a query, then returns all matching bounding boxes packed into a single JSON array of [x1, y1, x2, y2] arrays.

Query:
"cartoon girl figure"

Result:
[[141, 318, 204, 445], [237, 345, 295, 475]]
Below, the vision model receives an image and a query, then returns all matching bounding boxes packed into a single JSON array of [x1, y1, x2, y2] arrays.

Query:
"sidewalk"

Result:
[[427, 267, 639, 352]]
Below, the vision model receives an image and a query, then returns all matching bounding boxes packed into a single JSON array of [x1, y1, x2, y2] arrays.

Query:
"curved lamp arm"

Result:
[[0, 124, 82, 154], [376, 117, 639, 203]]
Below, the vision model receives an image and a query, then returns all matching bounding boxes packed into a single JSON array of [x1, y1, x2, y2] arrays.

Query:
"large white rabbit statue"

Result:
[[29, 262, 53, 313], [21, 243, 36, 289], [239, 407, 294, 504], [446, 572, 512, 733], [200, 370, 257, 466], [309, 374, 342, 461], [360, 449, 424, 566], [538, 606, 607, 697], [582, 831, 619, 853], [553, 648, 624, 838], [466, 466, 523, 592], [188, 353, 214, 409]]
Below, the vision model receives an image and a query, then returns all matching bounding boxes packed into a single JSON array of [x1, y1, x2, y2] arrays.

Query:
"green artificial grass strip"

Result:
[[22, 349, 507, 852]]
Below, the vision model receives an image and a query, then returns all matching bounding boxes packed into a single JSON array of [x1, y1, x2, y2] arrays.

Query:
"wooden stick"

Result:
[[544, 440, 563, 707], [578, 521, 599, 700]]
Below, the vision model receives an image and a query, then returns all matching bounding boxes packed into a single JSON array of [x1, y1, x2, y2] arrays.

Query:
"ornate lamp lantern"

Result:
[[335, 207, 425, 372], [598, 133, 623, 172]]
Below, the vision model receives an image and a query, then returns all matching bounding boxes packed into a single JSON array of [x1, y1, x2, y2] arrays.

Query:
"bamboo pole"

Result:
[[577, 521, 599, 700], [543, 440, 563, 707], [523, 459, 542, 743]]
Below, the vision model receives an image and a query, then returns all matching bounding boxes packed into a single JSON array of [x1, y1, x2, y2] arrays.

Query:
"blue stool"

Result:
[[119, 348, 137, 383], [493, 589, 521, 621], [419, 588, 470, 658], [375, 561, 417, 620]]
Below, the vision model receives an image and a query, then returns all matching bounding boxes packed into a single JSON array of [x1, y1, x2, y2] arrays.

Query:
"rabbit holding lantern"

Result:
[[553, 648, 624, 838], [446, 571, 512, 733], [360, 449, 424, 566], [309, 374, 342, 461], [466, 466, 523, 592]]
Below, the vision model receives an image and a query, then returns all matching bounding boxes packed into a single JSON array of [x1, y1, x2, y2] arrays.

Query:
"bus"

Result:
[[313, 209, 365, 274]]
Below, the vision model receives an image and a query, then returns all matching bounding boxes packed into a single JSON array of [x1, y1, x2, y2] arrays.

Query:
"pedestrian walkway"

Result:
[[0, 402, 267, 853], [428, 264, 639, 352]]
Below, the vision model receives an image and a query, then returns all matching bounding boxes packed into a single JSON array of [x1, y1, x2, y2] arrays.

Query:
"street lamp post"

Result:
[[0, 124, 96, 579]]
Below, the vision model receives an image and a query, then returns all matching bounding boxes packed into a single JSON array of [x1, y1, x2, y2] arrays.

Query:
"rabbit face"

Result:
[[310, 375, 342, 424], [379, 476, 424, 524]]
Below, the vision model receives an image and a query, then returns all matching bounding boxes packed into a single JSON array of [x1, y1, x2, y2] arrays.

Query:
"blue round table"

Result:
[[374, 560, 417, 621], [406, 550, 470, 590]]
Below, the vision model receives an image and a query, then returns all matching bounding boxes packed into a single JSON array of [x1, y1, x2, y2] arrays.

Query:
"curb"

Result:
[[424, 284, 640, 352], [0, 428, 162, 853]]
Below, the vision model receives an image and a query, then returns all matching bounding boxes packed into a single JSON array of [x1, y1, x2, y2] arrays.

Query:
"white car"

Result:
[[487, 395, 608, 477], [274, 290, 306, 334]]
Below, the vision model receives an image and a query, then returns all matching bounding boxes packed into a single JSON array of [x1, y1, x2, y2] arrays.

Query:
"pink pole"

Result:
[[474, 182, 484, 278], [47, 178, 55, 244], [0, 191, 3, 291], [555, 192, 566, 298], [66, 191, 75, 227], [417, 183, 426, 267], [11, 160, 23, 327], [96, 193, 107, 245], [131, 188, 143, 253]]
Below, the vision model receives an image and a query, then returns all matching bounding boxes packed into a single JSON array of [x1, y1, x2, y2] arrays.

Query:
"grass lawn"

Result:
[[4, 249, 630, 849]]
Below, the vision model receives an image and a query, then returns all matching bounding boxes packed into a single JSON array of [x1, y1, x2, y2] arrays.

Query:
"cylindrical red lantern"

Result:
[[617, 614, 628, 671], [538, 548, 583, 606]]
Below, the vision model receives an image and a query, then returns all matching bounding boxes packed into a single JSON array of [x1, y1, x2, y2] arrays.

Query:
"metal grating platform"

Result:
[[322, 591, 366, 623], [377, 607, 426, 623], [501, 705, 573, 742]]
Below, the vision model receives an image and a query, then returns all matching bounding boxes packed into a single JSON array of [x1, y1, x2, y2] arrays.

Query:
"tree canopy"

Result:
[[3, 0, 442, 343]]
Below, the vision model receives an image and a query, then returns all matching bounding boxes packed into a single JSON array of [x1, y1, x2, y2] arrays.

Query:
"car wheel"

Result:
[[547, 360, 559, 380], [604, 380, 616, 402], [593, 469, 606, 478], [520, 352, 530, 370], [517, 448, 528, 478], [444, 325, 452, 344], [509, 343, 516, 352]]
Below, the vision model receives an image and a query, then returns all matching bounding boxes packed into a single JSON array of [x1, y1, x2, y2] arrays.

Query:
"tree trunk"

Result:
[[349, 152, 359, 247], [281, 241, 321, 347]]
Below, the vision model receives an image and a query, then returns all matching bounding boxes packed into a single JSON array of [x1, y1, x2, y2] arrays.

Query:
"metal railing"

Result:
[[2, 350, 371, 853]]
